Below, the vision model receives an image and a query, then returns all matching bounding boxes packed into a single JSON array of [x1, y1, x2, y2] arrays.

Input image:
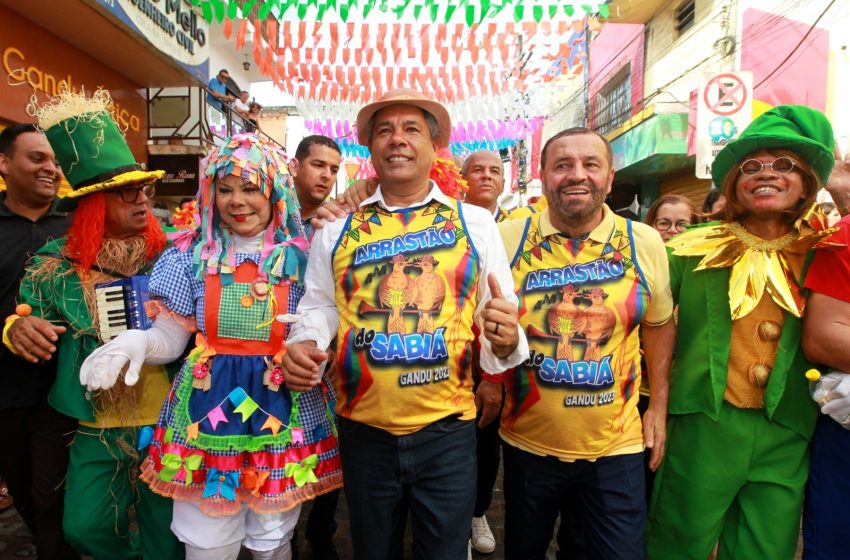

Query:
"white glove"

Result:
[[80, 316, 193, 392], [820, 372, 850, 427], [80, 330, 148, 391]]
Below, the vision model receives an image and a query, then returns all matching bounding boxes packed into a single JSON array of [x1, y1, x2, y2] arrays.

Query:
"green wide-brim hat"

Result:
[[37, 90, 164, 211], [711, 105, 835, 187]]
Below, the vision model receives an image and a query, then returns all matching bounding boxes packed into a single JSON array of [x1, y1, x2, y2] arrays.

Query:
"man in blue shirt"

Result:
[[207, 68, 234, 111]]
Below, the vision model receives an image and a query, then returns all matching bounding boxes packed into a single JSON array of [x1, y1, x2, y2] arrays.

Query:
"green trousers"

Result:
[[646, 403, 808, 560], [63, 425, 183, 560]]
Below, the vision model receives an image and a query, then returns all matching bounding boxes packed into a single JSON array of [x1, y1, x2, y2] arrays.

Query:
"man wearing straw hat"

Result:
[[3, 89, 181, 560], [283, 88, 528, 560]]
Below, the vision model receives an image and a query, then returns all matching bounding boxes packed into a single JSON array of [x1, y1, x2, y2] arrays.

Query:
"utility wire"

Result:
[[548, 0, 819, 132], [753, 0, 835, 89]]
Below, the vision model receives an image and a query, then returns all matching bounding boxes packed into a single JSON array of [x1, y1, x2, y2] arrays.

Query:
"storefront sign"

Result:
[[97, 0, 209, 83], [2, 46, 142, 133], [0, 6, 148, 160], [695, 72, 753, 180], [149, 153, 200, 196], [611, 113, 689, 171]]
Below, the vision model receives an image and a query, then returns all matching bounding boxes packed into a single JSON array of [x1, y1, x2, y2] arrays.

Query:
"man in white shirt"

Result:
[[283, 88, 528, 560], [232, 90, 250, 119], [459, 149, 507, 554], [462, 150, 508, 222]]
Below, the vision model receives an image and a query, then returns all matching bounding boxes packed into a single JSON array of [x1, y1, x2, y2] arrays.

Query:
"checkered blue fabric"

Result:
[[147, 244, 340, 500], [151, 247, 279, 333]]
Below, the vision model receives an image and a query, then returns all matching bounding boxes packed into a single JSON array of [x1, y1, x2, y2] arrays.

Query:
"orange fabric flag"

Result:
[[236, 19, 248, 50], [266, 19, 278, 52]]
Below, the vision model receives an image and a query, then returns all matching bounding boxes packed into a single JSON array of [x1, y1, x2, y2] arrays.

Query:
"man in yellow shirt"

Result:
[[283, 89, 528, 560], [498, 127, 675, 559]]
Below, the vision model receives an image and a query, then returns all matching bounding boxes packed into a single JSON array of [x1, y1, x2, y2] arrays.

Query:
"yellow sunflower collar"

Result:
[[668, 205, 841, 320]]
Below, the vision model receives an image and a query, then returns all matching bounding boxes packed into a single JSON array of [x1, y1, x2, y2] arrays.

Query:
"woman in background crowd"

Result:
[[645, 194, 697, 242], [700, 188, 726, 222]]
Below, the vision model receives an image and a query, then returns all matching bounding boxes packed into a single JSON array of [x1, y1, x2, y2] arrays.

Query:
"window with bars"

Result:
[[675, 0, 696, 36], [594, 64, 631, 136]]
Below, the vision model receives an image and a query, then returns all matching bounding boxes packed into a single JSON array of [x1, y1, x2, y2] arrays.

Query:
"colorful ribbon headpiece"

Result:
[[194, 133, 308, 285]]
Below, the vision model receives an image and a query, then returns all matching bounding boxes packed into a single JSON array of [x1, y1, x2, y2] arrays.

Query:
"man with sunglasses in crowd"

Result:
[[207, 68, 235, 111], [4, 91, 181, 560]]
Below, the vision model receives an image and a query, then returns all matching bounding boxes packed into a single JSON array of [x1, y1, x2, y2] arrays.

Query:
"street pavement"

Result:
[[0, 463, 547, 560], [0, 469, 803, 559]]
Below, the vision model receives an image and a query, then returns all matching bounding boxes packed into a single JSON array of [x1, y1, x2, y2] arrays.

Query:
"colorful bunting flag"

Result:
[[191, 0, 607, 24], [227, 387, 248, 406], [234, 397, 260, 422], [261, 415, 283, 435], [208, 406, 229, 430]]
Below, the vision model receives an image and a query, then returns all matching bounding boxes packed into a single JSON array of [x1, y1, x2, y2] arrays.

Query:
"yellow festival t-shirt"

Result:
[[506, 196, 548, 220], [330, 199, 480, 435], [498, 205, 672, 460]]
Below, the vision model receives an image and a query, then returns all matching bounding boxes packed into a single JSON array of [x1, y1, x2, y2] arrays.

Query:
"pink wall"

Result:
[[742, 8, 828, 110], [589, 23, 645, 128]]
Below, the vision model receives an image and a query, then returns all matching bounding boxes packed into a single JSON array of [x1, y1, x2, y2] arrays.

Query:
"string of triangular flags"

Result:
[[182, 386, 298, 441], [208, 0, 608, 191], [305, 115, 546, 158], [193, 0, 610, 25]]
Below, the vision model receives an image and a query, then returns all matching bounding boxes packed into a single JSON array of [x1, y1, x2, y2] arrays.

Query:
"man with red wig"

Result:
[[2, 89, 182, 560]]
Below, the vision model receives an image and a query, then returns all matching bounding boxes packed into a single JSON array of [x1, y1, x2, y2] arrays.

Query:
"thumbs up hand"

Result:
[[482, 272, 519, 358]]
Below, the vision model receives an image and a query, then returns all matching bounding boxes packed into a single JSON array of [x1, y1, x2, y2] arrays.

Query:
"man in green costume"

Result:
[[646, 105, 837, 559], [2, 89, 182, 560]]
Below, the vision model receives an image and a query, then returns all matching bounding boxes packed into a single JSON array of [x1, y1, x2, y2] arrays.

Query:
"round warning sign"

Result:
[[703, 74, 748, 116]]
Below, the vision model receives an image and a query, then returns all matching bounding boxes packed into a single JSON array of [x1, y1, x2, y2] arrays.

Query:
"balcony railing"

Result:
[[147, 86, 281, 150]]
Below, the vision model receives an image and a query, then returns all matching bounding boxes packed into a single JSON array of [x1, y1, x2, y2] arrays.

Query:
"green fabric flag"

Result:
[[234, 397, 260, 422], [479, 0, 490, 22], [259, 0, 273, 19], [444, 3, 456, 23]]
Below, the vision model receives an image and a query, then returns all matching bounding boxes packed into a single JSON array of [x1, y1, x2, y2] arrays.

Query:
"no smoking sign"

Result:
[[695, 71, 753, 179], [703, 74, 748, 116]]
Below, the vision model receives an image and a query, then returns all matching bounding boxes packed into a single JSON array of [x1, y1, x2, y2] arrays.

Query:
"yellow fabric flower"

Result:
[[668, 205, 841, 320]]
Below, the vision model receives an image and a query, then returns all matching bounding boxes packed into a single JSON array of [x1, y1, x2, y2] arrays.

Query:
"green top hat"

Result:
[[711, 105, 835, 187], [37, 89, 163, 211]]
